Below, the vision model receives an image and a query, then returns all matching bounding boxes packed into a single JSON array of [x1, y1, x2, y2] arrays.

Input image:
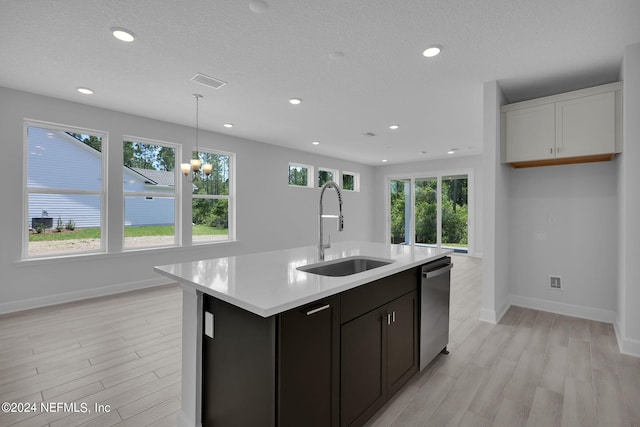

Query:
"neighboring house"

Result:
[[28, 127, 176, 229]]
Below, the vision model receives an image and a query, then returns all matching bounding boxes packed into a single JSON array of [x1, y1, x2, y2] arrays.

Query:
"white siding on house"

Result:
[[29, 193, 101, 229], [124, 196, 174, 226], [28, 127, 102, 191], [27, 126, 177, 229]]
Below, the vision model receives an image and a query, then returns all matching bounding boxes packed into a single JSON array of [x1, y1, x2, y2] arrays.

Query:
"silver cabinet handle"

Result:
[[423, 263, 453, 279], [306, 304, 330, 316], [392, 311, 396, 323], [387, 313, 392, 325]]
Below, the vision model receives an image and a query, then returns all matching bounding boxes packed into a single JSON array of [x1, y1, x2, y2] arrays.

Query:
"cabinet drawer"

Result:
[[340, 267, 419, 324]]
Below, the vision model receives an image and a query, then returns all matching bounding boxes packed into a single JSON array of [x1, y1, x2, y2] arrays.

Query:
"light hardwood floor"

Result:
[[1, 256, 638, 427], [366, 255, 640, 427]]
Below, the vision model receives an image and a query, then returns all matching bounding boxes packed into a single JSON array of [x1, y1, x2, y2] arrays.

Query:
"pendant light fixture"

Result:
[[181, 94, 213, 182]]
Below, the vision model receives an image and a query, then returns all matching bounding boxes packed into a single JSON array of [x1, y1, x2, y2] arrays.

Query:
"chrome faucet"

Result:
[[319, 181, 344, 260]]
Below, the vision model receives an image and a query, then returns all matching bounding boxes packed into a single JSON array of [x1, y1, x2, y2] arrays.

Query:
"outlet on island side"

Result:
[[549, 275, 562, 290]]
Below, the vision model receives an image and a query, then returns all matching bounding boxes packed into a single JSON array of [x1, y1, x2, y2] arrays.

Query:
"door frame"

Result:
[[385, 168, 475, 255]]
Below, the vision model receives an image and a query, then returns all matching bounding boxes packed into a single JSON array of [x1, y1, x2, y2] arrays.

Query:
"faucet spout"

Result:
[[319, 181, 344, 260]]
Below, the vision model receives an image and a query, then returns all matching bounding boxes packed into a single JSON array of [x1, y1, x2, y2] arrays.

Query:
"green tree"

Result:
[[68, 133, 102, 152]]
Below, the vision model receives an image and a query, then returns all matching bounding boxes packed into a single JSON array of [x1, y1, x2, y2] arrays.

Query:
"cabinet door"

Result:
[[505, 103, 556, 163], [555, 91, 615, 158], [278, 296, 339, 427], [386, 290, 418, 397], [341, 307, 387, 427]]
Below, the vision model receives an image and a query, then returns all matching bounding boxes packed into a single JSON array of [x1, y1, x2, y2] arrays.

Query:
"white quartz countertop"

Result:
[[154, 241, 452, 317]]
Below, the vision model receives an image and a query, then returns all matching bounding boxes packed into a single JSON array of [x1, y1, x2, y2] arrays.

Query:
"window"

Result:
[[388, 173, 470, 253], [24, 122, 106, 257], [289, 163, 313, 187], [318, 167, 338, 187], [342, 171, 360, 191], [123, 137, 179, 249], [192, 150, 234, 243]]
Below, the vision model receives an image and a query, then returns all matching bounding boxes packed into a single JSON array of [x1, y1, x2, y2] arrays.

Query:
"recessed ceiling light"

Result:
[[389, 124, 399, 130], [448, 148, 458, 154], [249, 0, 268, 13], [382, 159, 388, 163], [77, 87, 94, 95], [423, 44, 442, 58], [312, 141, 320, 145], [289, 98, 302, 105], [223, 123, 234, 128], [111, 27, 135, 43], [419, 151, 428, 155]]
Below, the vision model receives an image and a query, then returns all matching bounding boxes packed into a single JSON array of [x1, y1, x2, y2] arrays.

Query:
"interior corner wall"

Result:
[[0, 87, 375, 314], [617, 43, 640, 357], [481, 80, 509, 324]]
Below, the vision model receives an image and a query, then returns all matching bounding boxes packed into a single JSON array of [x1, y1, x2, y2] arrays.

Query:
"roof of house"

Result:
[[130, 167, 175, 186]]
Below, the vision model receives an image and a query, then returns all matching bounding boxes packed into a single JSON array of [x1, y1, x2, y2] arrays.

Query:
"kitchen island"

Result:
[[154, 241, 451, 427]]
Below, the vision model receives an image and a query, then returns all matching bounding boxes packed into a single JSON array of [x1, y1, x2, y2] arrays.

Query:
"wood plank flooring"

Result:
[[366, 255, 640, 427], [1, 255, 638, 427], [0, 285, 182, 427]]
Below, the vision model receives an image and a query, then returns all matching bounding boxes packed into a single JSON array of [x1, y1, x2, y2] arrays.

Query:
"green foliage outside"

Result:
[[289, 166, 308, 186], [390, 177, 468, 247], [192, 152, 230, 230], [318, 170, 334, 187], [343, 174, 355, 191], [123, 140, 175, 171], [29, 225, 227, 242], [68, 133, 102, 152]]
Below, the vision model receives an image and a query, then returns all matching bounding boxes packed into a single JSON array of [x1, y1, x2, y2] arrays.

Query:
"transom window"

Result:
[[289, 163, 314, 188], [318, 167, 338, 187]]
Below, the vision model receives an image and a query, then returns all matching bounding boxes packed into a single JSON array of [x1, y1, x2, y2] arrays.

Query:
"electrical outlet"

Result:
[[550, 275, 562, 290]]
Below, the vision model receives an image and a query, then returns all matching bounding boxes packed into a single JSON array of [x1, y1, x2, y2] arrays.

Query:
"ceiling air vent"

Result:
[[191, 72, 227, 89], [363, 132, 376, 137]]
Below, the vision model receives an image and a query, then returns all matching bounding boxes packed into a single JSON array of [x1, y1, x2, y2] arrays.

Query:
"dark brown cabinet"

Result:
[[340, 290, 418, 427], [201, 265, 423, 427], [278, 295, 340, 427]]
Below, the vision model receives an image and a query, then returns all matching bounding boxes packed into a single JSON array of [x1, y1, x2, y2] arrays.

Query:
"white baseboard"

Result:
[[0, 278, 175, 315], [479, 298, 510, 325], [479, 308, 497, 324], [509, 294, 616, 324], [614, 320, 640, 358]]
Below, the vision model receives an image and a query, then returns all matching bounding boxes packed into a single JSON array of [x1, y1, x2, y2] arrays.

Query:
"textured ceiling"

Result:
[[1, 0, 639, 165]]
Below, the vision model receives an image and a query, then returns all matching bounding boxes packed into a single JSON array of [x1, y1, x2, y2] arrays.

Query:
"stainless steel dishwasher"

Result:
[[420, 256, 453, 371]]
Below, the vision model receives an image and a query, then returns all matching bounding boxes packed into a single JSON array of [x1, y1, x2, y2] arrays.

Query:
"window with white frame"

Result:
[[388, 172, 471, 254], [24, 122, 106, 258], [318, 167, 338, 187], [342, 171, 360, 191], [288, 162, 313, 187], [191, 149, 234, 243], [123, 137, 179, 249]]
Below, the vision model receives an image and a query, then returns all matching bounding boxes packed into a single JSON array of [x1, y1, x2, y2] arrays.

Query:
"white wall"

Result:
[[507, 161, 618, 322], [371, 155, 483, 257], [0, 87, 375, 313], [617, 43, 640, 356], [481, 81, 510, 323]]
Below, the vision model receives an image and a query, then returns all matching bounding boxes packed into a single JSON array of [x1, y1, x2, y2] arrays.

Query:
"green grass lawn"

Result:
[[29, 225, 227, 241]]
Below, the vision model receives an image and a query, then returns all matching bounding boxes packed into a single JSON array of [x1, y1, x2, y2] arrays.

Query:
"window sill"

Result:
[[15, 239, 239, 267]]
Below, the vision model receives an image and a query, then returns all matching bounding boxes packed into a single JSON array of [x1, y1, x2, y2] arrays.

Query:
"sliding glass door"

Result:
[[388, 173, 469, 253]]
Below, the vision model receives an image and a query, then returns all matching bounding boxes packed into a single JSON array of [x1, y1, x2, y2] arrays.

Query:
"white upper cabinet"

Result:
[[555, 91, 615, 159], [505, 103, 556, 163], [501, 82, 622, 167]]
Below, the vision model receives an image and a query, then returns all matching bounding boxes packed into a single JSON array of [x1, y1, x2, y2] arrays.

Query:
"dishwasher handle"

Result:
[[422, 263, 453, 279]]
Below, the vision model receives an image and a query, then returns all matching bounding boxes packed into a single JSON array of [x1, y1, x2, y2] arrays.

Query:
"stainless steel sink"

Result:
[[297, 256, 395, 277]]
